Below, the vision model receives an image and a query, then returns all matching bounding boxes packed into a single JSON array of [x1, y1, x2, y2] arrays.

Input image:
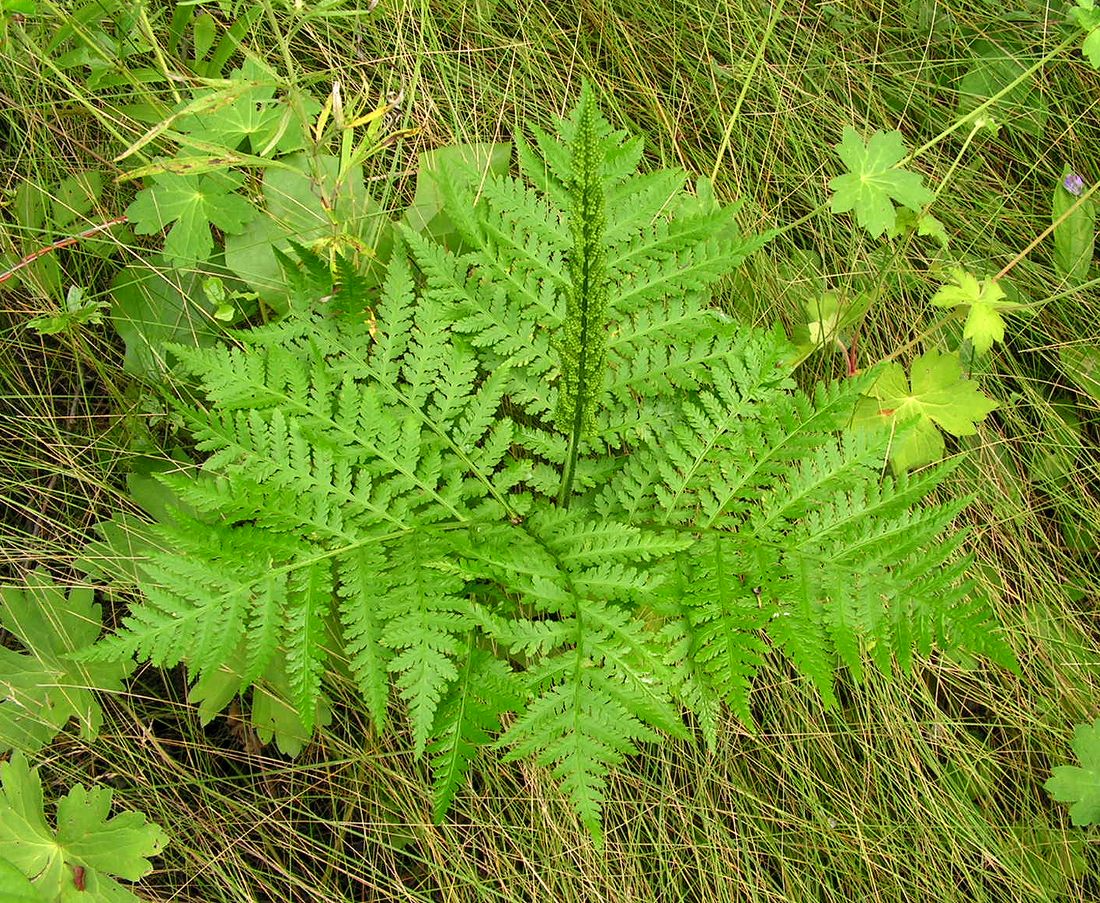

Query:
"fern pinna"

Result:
[[83, 84, 1014, 840]]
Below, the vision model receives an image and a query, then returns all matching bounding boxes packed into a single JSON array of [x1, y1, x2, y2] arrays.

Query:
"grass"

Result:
[[1, 0, 1097, 900]]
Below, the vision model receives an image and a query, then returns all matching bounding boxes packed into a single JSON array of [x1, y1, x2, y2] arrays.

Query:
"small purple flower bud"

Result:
[[1063, 171, 1086, 196]]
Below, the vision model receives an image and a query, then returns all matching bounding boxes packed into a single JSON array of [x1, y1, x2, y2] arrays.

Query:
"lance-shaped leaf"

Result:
[[1052, 168, 1095, 285]]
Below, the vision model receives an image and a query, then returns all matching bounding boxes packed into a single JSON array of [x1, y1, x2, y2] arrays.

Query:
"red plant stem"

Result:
[[0, 215, 127, 286]]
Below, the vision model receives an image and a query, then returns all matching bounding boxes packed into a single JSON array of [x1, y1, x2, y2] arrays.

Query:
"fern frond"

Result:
[[368, 244, 416, 385], [445, 170, 570, 302], [402, 225, 558, 412], [87, 519, 299, 687], [499, 655, 665, 845], [429, 640, 522, 822], [283, 560, 333, 733], [607, 214, 751, 315], [661, 535, 770, 731], [767, 552, 840, 706], [604, 168, 688, 245], [82, 86, 1012, 844]]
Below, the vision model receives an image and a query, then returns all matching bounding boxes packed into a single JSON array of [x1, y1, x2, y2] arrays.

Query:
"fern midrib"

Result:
[[558, 297, 594, 509]]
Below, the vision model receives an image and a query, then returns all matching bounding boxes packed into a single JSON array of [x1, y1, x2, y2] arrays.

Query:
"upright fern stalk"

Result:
[[556, 84, 608, 507]]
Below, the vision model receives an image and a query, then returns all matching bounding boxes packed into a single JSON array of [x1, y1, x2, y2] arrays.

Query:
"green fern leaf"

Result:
[[83, 85, 1014, 842], [378, 532, 471, 756]]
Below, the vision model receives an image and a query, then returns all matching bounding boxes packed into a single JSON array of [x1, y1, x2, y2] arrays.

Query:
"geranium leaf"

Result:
[[1045, 718, 1100, 826], [126, 166, 256, 266], [930, 268, 1021, 356], [0, 752, 167, 901], [852, 349, 998, 471], [173, 56, 315, 156], [0, 571, 133, 754], [828, 127, 934, 238], [1071, 1, 1100, 68]]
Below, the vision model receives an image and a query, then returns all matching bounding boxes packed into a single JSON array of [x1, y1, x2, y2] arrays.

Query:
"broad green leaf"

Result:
[[109, 260, 220, 377], [173, 57, 315, 157], [956, 39, 1046, 137], [828, 127, 934, 238], [402, 142, 512, 248], [250, 661, 333, 757], [889, 207, 949, 247], [224, 153, 391, 312], [1086, 29, 1100, 68], [852, 349, 998, 471], [930, 268, 1021, 356], [51, 171, 103, 229], [1071, 1, 1100, 68], [3, 172, 117, 298], [805, 291, 843, 349], [0, 752, 167, 902], [26, 286, 109, 336], [1052, 168, 1095, 284], [192, 13, 217, 62], [1045, 718, 1100, 826], [0, 571, 133, 754], [1059, 343, 1100, 403], [6, 182, 61, 299], [188, 649, 333, 757], [0, 855, 42, 903], [126, 166, 255, 266], [1, 0, 37, 17]]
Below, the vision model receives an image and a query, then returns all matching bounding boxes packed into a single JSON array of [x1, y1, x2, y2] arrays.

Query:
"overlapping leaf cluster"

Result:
[[83, 88, 1015, 839]]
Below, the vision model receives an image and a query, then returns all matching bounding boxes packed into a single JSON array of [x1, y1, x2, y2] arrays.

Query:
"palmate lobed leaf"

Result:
[[126, 167, 256, 266], [1071, 1, 1100, 68], [930, 268, 1022, 356], [828, 126, 934, 238], [172, 56, 313, 157], [1045, 718, 1100, 826], [851, 349, 998, 472], [0, 752, 167, 902]]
